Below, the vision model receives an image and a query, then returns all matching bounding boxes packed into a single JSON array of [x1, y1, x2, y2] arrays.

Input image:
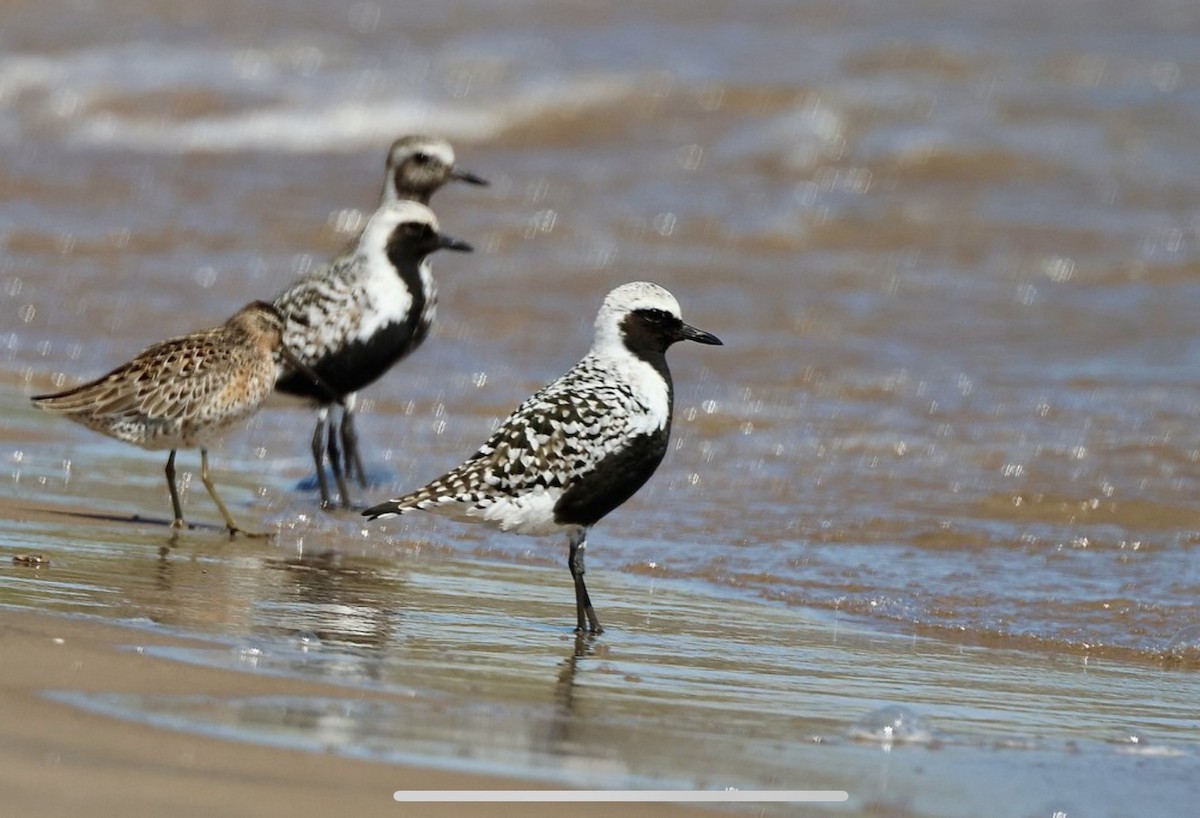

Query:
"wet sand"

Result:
[[0, 606, 723, 818], [4, 480, 1198, 817]]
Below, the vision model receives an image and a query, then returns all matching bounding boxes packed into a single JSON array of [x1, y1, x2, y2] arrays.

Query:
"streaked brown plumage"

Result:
[[32, 300, 314, 535]]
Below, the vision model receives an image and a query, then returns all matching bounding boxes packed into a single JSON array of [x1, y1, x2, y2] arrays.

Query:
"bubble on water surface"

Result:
[[1109, 734, 1190, 757], [294, 631, 322, 651], [847, 705, 934, 746], [1161, 624, 1200, 666], [234, 646, 265, 668]]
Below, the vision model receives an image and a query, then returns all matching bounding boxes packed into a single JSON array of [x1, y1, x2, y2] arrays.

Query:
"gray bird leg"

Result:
[[568, 529, 602, 634]]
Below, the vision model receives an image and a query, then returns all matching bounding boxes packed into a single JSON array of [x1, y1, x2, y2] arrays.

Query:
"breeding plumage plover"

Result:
[[332, 135, 486, 487], [363, 282, 723, 633], [273, 200, 473, 508], [32, 301, 329, 536]]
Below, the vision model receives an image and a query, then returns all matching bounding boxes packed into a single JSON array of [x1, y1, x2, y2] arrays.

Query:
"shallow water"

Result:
[[8, 523, 1200, 816], [2, 0, 1200, 813]]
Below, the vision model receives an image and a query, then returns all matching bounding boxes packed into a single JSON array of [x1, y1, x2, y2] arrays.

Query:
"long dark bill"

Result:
[[678, 322, 723, 346]]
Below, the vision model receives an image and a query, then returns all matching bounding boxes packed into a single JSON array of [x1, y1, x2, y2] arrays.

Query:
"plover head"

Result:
[[359, 200, 474, 262], [592, 281, 723, 360], [384, 135, 488, 204]]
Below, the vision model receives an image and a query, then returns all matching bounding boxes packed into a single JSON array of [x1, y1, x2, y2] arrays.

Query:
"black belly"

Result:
[[277, 317, 430, 401], [553, 427, 670, 528]]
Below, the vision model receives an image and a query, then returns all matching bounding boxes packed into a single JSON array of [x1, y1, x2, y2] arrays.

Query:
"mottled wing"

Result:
[[33, 328, 248, 441], [272, 256, 362, 371], [364, 363, 643, 518]]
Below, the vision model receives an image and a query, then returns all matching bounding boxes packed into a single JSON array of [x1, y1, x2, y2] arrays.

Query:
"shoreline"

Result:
[[0, 606, 722, 818], [2, 503, 1198, 817], [2, 465, 1197, 818]]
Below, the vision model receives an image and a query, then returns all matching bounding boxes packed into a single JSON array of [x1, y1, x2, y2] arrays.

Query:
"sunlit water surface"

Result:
[[2, 0, 1200, 814]]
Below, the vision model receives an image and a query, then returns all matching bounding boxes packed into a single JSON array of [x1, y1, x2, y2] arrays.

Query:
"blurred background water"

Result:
[[2, 0, 1200, 813]]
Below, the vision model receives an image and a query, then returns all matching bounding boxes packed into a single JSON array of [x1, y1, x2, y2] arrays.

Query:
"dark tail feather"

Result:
[[362, 499, 405, 520]]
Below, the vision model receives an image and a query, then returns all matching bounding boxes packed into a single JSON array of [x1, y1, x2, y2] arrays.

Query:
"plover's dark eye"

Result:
[[401, 222, 436, 241], [642, 308, 672, 324], [412, 152, 432, 165]]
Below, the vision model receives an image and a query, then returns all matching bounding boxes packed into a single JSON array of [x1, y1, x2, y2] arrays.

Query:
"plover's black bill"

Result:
[[450, 168, 489, 186], [440, 234, 474, 253], [679, 322, 723, 346]]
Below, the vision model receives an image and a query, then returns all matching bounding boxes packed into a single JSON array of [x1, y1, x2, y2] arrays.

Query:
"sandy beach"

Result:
[[3, 483, 1197, 817], [0, 605, 727, 818]]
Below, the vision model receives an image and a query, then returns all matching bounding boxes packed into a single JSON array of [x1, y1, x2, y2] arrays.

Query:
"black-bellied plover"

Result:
[[380, 134, 488, 205], [362, 282, 722, 633], [273, 200, 473, 508], [334, 135, 486, 489], [32, 301, 329, 536]]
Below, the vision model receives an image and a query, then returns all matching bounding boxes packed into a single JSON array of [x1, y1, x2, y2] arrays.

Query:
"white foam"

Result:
[[68, 76, 637, 153], [0, 39, 641, 153]]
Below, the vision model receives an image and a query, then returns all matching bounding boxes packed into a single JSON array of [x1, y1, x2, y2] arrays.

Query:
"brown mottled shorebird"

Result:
[[32, 300, 332, 536]]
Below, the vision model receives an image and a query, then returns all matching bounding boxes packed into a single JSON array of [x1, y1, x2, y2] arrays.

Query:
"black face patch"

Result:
[[620, 307, 681, 356], [623, 308, 680, 345], [615, 307, 679, 401], [386, 220, 441, 260]]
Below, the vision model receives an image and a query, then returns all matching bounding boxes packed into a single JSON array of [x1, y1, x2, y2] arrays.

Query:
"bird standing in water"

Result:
[[33, 301, 330, 535], [272, 200, 473, 507], [273, 136, 485, 507], [363, 282, 722, 633]]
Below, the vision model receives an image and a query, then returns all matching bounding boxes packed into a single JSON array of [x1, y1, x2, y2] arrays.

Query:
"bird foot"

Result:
[[227, 527, 272, 540]]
